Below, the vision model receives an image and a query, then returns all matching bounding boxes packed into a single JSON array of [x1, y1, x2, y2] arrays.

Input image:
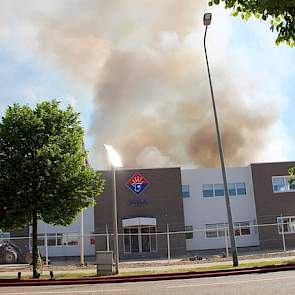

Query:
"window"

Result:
[[214, 184, 224, 197], [272, 177, 286, 192], [47, 234, 57, 246], [57, 234, 63, 246], [272, 176, 295, 193], [62, 233, 79, 246], [206, 222, 251, 238], [277, 216, 295, 234], [236, 183, 246, 195], [123, 226, 157, 253], [182, 185, 190, 198], [185, 225, 193, 239], [206, 223, 226, 238], [228, 183, 236, 196], [202, 184, 214, 197], [37, 235, 45, 246], [203, 182, 246, 198], [31, 233, 79, 247], [234, 222, 251, 236]]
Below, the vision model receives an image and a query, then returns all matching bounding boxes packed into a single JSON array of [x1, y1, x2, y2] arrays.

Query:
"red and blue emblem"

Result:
[[127, 172, 150, 195]]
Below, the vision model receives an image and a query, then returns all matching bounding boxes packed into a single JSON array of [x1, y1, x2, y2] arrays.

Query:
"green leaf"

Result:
[[0, 100, 105, 275], [209, 0, 294, 46]]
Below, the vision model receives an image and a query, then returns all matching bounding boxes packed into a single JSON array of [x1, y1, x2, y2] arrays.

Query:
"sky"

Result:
[[0, 1, 294, 169]]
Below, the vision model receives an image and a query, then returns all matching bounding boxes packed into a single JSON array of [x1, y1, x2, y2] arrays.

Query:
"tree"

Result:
[[0, 100, 104, 278], [289, 167, 295, 187], [209, 0, 295, 46]]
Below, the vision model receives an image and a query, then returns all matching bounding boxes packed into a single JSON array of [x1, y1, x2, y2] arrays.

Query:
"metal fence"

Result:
[[1, 222, 295, 266]]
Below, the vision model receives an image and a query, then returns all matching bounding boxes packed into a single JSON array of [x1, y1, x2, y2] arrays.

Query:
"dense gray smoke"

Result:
[[29, 0, 279, 168]]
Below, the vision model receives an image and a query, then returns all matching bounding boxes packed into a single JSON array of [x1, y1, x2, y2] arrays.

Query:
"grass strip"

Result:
[[1, 258, 295, 280]]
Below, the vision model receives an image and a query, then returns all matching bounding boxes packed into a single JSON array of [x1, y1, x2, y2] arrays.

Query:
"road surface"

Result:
[[1, 270, 295, 294]]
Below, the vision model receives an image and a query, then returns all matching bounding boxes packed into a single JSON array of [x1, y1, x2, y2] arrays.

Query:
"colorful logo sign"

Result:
[[127, 172, 150, 195]]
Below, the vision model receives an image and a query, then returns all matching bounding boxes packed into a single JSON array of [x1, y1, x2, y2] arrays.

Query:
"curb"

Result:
[[1, 264, 295, 287]]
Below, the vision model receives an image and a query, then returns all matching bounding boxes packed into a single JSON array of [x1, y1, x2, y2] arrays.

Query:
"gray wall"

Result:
[[94, 167, 186, 258]]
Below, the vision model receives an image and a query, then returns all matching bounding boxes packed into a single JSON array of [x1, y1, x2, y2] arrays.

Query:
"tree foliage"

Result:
[[289, 167, 295, 185], [209, 0, 295, 46], [0, 100, 104, 276]]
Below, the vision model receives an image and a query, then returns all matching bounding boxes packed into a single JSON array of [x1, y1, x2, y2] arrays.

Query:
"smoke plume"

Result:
[[29, 0, 283, 168]]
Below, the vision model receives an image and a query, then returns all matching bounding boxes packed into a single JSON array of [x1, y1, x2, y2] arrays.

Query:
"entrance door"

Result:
[[123, 226, 157, 253], [130, 228, 139, 252], [141, 227, 150, 252]]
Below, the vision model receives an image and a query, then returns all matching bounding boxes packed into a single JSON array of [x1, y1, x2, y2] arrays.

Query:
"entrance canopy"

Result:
[[122, 217, 156, 227]]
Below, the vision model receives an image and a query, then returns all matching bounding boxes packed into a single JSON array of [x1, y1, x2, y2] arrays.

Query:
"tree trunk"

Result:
[[32, 210, 39, 278]]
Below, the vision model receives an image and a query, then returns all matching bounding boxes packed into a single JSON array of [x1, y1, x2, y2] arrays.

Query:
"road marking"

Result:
[[166, 274, 295, 289], [0, 288, 130, 295]]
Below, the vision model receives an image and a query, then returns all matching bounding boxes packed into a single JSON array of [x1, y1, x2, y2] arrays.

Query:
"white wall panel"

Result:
[[182, 166, 259, 250]]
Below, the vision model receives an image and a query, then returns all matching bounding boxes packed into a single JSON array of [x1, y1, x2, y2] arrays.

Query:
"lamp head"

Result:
[[203, 13, 212, 26], [104, 144, 123, 168]]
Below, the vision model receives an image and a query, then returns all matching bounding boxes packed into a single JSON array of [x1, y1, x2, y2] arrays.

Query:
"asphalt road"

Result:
[[2, 271, 295, 295]]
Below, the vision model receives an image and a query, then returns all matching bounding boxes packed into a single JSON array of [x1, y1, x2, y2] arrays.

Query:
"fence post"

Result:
[[106, 224, 110, 251], [224, 223, 229, 257], [166, 224, 171, 262], [80, 209, 85, 265], [282, 223, 286, 252], [45, 232, 49, 266]]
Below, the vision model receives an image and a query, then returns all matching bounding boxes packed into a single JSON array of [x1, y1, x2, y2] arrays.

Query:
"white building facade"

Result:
[[181, 166, 260, 251], [30, 207, 95, 257]]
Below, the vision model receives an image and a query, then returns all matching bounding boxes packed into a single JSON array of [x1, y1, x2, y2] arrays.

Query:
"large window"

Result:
[[202, 182, 247, 198], [206, 221, 251, 238], [206, 223, 226, 238], [214, 184, 224, 197], [31, 233, 79, 247], [272, 176, 295, 193], [202, 184, 214, 197], [234, 222, 251, 236], [236, 183, 247, 195], [62, 233, 79, 245], [123, 226, 157, 253], [182, 185, 190, 198], [277, 216, 295, 234]]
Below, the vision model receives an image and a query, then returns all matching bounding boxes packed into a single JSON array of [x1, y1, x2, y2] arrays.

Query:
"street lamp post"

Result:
[[104, 144, 123, 274], [203, 13, 238, 267]]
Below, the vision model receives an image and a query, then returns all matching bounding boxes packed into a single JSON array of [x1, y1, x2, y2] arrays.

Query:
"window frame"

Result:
[[206, 221, 251, 238], [214, 184, 224, 197], [236, 183, 247, 195], [185, 225, 193, 239], [277, 216, 295, 234], [30, 232, 79, 247], [205, 223, 226, 238], [202, 184, 214, 198], [181, 184, 190, 198], [234, 222, 251, 236], [272, 176, 295, 193], [202, 182, 247, 198]]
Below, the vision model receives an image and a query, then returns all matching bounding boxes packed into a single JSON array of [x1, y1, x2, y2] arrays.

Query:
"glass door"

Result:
[[141, 227, 150, 252], [123, 226, 157, 253], [130, 227, 139, 252]]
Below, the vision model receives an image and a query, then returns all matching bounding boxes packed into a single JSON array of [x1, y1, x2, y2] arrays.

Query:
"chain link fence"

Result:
[[1, 221, 295, 269]]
